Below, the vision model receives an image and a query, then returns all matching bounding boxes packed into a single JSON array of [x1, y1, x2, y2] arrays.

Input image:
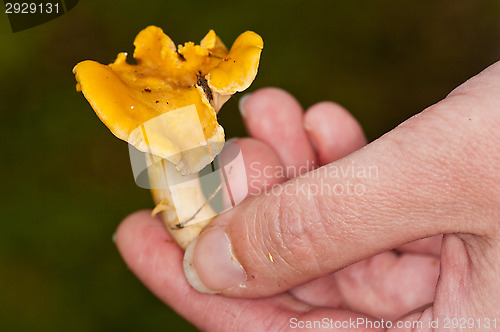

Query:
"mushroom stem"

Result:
[[147, 154, 216, 249]]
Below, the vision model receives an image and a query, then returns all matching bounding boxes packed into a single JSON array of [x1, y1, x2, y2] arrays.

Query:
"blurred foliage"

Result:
[[0, 0, 499, 331]]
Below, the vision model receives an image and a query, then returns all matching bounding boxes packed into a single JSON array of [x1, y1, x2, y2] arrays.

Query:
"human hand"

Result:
[[116, 61, 500, 331]]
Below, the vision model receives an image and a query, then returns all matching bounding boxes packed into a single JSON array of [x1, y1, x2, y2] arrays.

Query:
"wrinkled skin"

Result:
[[116, 61, 500, 331]]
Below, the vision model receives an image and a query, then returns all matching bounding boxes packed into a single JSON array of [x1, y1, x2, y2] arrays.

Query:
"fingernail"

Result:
[[238, 93, 252, 118], [304, 122, 319, 152], [183, 228, 247, 293]]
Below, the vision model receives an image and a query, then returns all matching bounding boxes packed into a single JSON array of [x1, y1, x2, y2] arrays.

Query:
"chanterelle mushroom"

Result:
[[73, 26, 263, 248]]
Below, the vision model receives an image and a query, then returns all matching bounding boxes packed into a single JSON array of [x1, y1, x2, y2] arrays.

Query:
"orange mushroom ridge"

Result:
[[73, 26, 263, 174]]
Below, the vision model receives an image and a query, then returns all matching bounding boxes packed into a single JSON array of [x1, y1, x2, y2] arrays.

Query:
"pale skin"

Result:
[[115, 61, 500, 331]]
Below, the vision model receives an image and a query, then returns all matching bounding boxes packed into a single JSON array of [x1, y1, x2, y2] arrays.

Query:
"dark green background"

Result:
[[1, 1, 499, 331]]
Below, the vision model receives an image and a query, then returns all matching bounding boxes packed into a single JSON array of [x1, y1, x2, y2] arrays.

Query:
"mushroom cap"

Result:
[[73, 26, 263, 174]]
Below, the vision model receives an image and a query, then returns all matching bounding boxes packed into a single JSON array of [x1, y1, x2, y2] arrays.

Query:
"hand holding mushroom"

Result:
[[116, 63, 500, 330]]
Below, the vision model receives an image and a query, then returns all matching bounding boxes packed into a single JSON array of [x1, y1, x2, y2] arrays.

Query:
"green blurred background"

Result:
[[1, 1, 499, 331]]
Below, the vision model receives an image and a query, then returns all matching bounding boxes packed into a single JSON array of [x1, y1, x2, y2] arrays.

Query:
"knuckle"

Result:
[[263, 193, 333, 275]]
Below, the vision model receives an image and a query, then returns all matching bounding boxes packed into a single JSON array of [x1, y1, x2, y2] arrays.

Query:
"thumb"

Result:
[[184, 62, 500, 297]]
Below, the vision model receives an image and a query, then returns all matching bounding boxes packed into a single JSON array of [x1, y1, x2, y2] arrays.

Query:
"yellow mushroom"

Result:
[[73, 26, 263, 248]]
